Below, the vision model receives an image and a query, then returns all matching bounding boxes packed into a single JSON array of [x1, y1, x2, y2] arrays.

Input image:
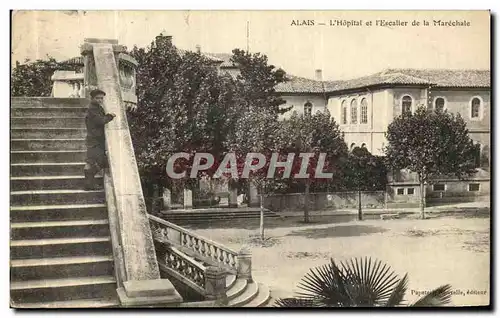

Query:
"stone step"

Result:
[[11, 162, 86, 177], [227, 281, 259, 307], [10, 255, 114, 281], [10, 219, 110, 240], [10, 276, 117, 304], [12, 297, 119, 309], [11, 150, 86, 164], [227, 278, 248, 300], [10, 203, 108, 222], [11, 138, 86, 151], [11, 97, 88, 108], [11, 175, 103, 191], [11, 107, 87, 118], [243, 283, 271, 307], [11, 128, 86, 139], [10, 189, 105, 206], [10, 236, 112, 260], [11, 117, 85, 128]]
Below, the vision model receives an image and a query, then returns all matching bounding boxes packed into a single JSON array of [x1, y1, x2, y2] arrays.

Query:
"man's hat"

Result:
[[90, 89, 106, 98]]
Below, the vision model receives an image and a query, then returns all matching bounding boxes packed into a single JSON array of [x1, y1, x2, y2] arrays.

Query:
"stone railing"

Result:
[[51, 71, 84, 98], [148, 214, 252, 282], [155, 242, 207, 295]]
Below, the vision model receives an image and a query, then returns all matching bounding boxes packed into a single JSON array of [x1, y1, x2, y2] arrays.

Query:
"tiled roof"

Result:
[[202, 53, 238, 68], [277, 68, 490, 93]]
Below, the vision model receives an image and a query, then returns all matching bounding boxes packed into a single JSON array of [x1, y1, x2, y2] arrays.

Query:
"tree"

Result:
[[275, 257, 453, 307], [127, 35, 241, 206], [279, 110, 348, 223], [385, 107, 477, 219], [230, 49, 291, 115], [11, 57, 81, 97], [225, 107, 281, 240], [344, 146, 387, 220]]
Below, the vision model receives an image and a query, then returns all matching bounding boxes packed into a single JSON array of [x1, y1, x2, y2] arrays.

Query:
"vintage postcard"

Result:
[[10, 10, 490, 308]]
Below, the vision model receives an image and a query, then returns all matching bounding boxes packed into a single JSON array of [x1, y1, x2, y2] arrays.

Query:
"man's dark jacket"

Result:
[[85, 101, 114, 167]]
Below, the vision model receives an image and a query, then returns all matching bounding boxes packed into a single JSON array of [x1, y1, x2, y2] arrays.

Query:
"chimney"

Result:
[[315, 69, 323, 81], [196, 45, 201, 54]]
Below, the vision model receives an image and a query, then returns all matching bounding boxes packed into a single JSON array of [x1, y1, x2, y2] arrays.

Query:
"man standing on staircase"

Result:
[[83, 89, 116, 190]]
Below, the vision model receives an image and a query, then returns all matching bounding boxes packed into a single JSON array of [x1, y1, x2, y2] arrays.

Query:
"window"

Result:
[[350, 143, 356, 151], [360, 98, 368, 123], [407, 188, 415, 195], [433, 184, 445, 192], [361, 143, 367, 149], [341, 100, 348, 124], [434, 97, 445, 111], [468, 183, 480, 192], [397, 188, 405, 195], [350, 99, 358, 124], [304, 101, 313, 116], [401, 95, 413, 115], [471, 97, 481, 119]]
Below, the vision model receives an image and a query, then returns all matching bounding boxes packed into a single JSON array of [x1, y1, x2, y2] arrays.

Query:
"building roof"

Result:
[[276, 68, 491, 94], [202, 53, 238, 68]]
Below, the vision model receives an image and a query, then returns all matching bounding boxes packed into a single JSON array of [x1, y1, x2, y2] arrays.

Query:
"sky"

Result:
[[11, 10, 490, 80]]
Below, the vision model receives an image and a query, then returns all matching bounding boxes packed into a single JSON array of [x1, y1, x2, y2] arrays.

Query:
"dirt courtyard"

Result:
[[188, 214, 490, 306]]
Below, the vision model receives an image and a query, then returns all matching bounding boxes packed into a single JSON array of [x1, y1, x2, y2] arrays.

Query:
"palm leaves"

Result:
[[275, 257, 452, 307]]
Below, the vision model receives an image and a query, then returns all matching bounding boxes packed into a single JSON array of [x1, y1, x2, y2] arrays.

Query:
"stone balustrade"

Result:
[[51, 70, 84, 98], [148, 214, 251, 282]]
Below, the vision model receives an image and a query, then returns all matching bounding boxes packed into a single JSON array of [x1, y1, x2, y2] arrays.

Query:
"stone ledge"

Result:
[[380, 213, 400, 220], [123, 279, 177, 298], [117, 287, 183, 307]]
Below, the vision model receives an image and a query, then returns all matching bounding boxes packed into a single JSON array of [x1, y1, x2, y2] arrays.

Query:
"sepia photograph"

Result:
[[9, 10, 491, 309]]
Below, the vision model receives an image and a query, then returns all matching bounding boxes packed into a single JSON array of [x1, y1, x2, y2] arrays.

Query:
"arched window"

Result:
[[361, 143, 367, 149], [360, 98, 368, 124], [350, 143, 356, 150], [304, 101, 313, 116], [341, 100, 347, 124], [401, 95, 412, 115], [471, 97, 481, 119], [350, 99, 358, 124], [434, 97, 445, 111]]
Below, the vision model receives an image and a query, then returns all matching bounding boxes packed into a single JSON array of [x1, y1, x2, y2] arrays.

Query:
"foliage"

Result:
[[385, 107, 477, 182], [275, 257, 453, 307], [11, 57, 81, 97], [385, 107, 477, 218], [343, 146, 387, 191], [231, 49, 290, 115]]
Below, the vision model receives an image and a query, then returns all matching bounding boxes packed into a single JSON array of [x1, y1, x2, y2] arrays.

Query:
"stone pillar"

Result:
[[183, 188, 193, 209], [162, 188, 171, 210], [228, 180, 238, 208], [237, 247, 253, 283], [82, 38, 182, 307], [204, 266, 227, 305], [248, 182, 260, 207]]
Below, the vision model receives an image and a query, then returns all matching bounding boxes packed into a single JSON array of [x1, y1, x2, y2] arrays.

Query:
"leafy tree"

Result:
[[279, 110, 348, 223], [275, 257, 453, 307], [127, 35, 240, 205], [343, 146, 387, 220], [385, 107, 477, 219], [230, 49, 290, 115], [11, 57, 81, 97], [225, 107, 281, 240]]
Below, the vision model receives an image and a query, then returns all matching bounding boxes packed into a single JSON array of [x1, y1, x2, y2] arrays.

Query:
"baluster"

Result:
[[219, 249, 225, 263], [200, 241, 206, 256], [194, 238, 200, 253], [182, 233, 188, 247], [188, 235, 194, 249], [231, 255, 237, 268]]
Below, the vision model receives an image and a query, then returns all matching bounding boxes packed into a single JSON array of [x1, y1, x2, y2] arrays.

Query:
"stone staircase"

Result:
[[10, 97, 119, 308], [179, 248, 271, 307]]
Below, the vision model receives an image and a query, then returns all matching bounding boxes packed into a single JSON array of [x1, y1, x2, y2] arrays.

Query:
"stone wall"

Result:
[[263, 191, 386, 212]]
